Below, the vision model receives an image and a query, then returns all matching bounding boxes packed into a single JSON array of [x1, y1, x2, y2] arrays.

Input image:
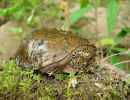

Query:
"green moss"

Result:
[[54, 73, 67, 80], [0, 60, 130, 100]]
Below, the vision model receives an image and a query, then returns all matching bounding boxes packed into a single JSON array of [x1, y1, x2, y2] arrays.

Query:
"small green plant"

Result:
[[65, 72, 77, 99], [0, 0, 38, 21], [100, 28, 130, 73], [68, 72, 78, 88]]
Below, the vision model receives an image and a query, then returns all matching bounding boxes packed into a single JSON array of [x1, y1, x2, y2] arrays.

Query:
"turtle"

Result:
[[13, 28, 96, 75]]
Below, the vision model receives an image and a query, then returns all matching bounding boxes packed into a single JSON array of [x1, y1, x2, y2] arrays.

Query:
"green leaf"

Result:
[[100, 38, 115, 45], [109, 55, 124, 70], [81, 0, 89, 8], [114, 28, 128, 44], [63, 6, 92, 29], [113, 47, 130, 56], [70, 6, 92, 25], [114, 47, 127, 52], [124, 28, 130, 34], [107, 0, 117, 35]]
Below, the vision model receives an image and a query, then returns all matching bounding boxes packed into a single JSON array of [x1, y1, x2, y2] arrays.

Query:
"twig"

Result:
[[60, 1, 70, 31]]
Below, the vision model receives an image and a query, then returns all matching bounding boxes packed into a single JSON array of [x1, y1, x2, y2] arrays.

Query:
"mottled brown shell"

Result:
[[14, 28, 96, 75]]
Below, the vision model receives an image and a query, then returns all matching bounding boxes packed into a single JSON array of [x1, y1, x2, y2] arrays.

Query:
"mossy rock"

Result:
[[0, 60, 130, 100]]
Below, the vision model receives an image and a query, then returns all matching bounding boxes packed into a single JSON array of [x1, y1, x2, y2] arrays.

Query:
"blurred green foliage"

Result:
[[0, 0, 60, 26], [107, 0, 117, 35], [100, 28, 130, 73], [0, 0, 39, 20]]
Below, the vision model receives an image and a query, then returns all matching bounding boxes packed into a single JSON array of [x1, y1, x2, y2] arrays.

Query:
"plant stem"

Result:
[[65, 2, 70, 31]]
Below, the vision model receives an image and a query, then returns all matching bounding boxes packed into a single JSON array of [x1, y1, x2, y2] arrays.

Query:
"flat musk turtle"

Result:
[[13, 28, 96, 75]]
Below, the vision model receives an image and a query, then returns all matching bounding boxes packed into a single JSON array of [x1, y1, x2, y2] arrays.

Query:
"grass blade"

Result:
[[107, 0, 117, 35], [109, 55, 124, 70], [114, 28, 128, 44], [70, 6, 92, 25], [113, 47, 130, 56]]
